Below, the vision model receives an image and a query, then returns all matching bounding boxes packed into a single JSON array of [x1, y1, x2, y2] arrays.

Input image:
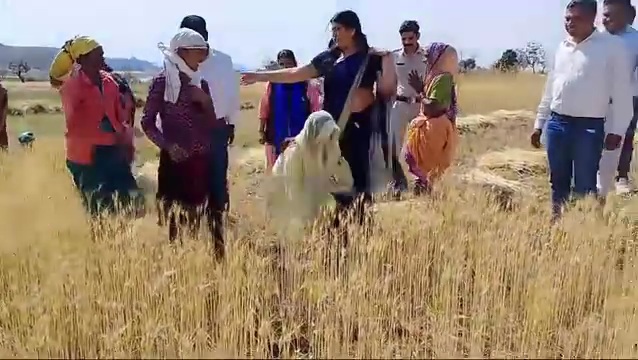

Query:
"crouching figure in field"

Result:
[[268, 110, 354, 226]]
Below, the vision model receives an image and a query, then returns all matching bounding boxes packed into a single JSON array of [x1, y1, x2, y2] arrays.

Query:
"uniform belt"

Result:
[[396, 95, 417, 104]]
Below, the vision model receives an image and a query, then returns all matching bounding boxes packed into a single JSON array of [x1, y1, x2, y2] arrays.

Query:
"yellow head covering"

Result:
[[49, 36, 101, 83]]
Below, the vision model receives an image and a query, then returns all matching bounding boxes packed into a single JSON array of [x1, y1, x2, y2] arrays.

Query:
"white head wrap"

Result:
[[157, 28, 208, 103], [294, 110, 342, 173]]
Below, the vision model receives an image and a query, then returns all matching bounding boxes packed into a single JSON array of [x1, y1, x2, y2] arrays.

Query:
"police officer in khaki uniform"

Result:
[[388, 20, 427, 195]]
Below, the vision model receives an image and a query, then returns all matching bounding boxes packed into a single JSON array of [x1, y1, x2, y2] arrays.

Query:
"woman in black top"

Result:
[[241, 10, 396, 225]]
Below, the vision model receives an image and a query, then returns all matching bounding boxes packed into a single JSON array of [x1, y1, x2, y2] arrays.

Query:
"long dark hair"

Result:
[[276, 49, 297, 66], [329, 10, 370, 54]]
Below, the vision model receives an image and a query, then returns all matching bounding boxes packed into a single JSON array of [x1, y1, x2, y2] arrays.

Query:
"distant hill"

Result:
[[0, 43, 160, 72]]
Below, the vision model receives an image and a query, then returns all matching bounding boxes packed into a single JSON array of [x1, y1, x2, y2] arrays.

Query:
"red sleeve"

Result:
[[59, 76, 96, 138], [258, 83, 271, 130], [103, 75, 127, 132]]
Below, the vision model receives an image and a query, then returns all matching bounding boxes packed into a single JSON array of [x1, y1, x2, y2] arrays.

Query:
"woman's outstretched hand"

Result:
[[240, 73, 259, 86]]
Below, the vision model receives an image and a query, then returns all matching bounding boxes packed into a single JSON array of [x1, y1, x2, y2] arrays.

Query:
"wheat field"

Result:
[[1, 72, 638, 358]]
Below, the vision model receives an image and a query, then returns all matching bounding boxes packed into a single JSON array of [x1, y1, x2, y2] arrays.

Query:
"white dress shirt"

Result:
[[623, 26, 638, 96], [197, 49, 240, 125], [602, 25, 638, 96], [535, 30, 633, 136]]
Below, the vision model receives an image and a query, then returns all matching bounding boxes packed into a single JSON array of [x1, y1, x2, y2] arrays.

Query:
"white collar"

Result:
[[402, 45, 424, 56], [601, 24, 634, 35], [563, 29, 598, 47]]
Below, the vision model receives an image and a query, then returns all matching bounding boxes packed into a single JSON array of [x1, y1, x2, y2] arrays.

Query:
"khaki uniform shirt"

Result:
[[392, 46, 427, 99]]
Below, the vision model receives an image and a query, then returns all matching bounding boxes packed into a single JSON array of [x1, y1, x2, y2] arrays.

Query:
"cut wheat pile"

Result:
[[461, 167, 527, 191], [456, 109, 535, 134], [477, 148, 548, 176]]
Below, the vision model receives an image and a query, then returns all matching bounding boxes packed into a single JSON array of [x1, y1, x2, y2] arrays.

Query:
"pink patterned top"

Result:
[[141, 72, 213, 156]]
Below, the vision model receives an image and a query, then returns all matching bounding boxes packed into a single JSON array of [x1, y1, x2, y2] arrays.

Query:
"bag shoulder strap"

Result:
[[337, 53, 370, 136]]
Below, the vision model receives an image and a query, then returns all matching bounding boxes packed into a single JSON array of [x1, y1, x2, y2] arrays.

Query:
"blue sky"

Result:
[[0, 0, 602, 69]]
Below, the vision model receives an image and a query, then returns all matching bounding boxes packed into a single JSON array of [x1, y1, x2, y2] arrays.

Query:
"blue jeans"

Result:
[[545, 113, 605, 214]]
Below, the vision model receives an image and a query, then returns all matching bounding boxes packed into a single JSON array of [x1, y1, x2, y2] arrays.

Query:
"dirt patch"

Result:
[[133, 161, 159, 194], [233, 146, 264, 167], [240, 102, 255, 110], [134, 98, 146, 108], [3, 81, 53, 91]]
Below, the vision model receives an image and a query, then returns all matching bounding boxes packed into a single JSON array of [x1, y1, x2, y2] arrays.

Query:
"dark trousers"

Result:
[[617, 97, 638, 179], [376, 101, 407, 189], [545, 112, 605, 214], [207, 125, 230, 256], [0, 123, 7, 150], [68, 145, 142, 217], [333, 109, 372, 227], [157, 150, 210, 242]]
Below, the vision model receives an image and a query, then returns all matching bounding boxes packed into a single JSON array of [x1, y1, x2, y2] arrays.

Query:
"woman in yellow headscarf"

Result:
[[50, 36, 142, 217], [50, 36, 102, 87]]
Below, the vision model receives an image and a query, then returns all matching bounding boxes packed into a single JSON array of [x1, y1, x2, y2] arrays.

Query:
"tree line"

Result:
[[0, 60, 31, 82], [451, 41, 547, 74], [491, 41, 547, 73]]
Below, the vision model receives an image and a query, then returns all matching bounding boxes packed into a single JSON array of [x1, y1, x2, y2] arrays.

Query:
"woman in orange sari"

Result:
[[403, 42, 459, 195]]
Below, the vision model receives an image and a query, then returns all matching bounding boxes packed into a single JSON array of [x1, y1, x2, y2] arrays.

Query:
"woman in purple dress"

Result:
[[141, 29, 225, 257]]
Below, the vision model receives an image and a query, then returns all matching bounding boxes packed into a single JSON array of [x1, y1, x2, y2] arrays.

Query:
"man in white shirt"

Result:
[[530, 0, 633, 219], [598, 0, 638, 195], [387, 20, 427, 198], [180, 15, 241, 254]]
